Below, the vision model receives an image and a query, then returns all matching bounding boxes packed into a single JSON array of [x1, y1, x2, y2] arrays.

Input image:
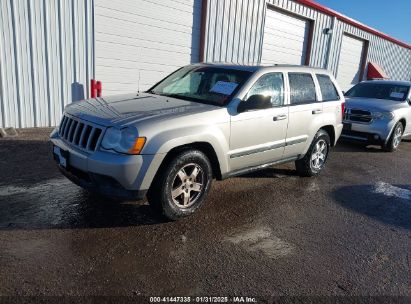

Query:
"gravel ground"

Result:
[[0, 128, 410, 300]]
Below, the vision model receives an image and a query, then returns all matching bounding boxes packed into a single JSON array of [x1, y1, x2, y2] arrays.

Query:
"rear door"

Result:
[[316, 74, 343, 140], [229, 73, 289, 171], [283, 72, 323, 158]]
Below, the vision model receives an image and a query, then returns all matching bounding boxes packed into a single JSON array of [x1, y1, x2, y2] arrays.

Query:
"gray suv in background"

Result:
[[51, 64, 344, 220], [342, 80, 411, 151]]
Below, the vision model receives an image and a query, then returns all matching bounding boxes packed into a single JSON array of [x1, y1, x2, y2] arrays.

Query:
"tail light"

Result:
[[341, 102, 345, 120]]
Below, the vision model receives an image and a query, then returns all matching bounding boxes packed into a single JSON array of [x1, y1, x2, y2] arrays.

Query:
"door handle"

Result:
[[312, 109, 323, 115], [273, 114, 287, 121]]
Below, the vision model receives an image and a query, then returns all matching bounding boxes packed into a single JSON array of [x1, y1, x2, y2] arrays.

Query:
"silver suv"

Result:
[[51, 64, 344, 220], [342, 80, 411, 151]]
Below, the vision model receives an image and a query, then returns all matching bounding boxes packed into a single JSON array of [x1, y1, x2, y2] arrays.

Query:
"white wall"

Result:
[[94, 0, 203, 96]]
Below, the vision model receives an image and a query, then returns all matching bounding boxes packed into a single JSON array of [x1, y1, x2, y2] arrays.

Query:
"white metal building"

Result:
[[1, 0, 411, 128]]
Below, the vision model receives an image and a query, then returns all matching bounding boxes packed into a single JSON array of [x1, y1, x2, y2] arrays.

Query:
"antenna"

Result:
[[137, 70, 141, 95]]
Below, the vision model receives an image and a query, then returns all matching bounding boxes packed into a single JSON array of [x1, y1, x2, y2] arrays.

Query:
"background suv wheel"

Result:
[[383, 122, 403, 152], [295, 129, 331, 177], [147, 150, 212, 220]]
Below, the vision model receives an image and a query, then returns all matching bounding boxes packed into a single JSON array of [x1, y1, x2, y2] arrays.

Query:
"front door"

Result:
[[229, 73, 289, 171]]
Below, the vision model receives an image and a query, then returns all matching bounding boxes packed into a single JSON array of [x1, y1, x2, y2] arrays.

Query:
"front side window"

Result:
[[289, 73, 317, 104], [148, 66, 252, 106], [317, 74, 340, 101], [246, 73, 285, 107], [345, 82, 410, 102]]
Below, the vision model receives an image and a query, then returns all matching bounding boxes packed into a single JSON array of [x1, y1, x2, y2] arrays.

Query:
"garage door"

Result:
[[94, 0, 202, 95], [336, 35, 366, 90], [261, 9, 310, 65]]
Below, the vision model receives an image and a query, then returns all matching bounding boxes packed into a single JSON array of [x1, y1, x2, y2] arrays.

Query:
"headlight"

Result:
[[372, 112, 394, 120], [101, 127, 146, 155]]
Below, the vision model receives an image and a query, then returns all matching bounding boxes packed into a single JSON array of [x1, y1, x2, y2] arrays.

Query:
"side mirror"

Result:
[[237, 95, 272, 113]]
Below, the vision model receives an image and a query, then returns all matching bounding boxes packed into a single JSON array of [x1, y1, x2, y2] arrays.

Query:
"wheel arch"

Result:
[[321, 125, 336, 146], [398, 118, 406, 130], [154, 142, 223, 183], [145, 142, 222, 199]]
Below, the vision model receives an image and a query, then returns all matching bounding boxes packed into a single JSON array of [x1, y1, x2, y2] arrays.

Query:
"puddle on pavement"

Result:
[[0, 178, 74, 197], [374, 182, 411, 201], [225, 226, 293, 259], [0, 177, 160, 229], [305, 180, 320, 192]]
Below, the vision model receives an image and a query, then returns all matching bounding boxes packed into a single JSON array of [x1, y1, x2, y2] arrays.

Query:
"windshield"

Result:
[[345, 82, 410, 101], [147, 66, 252, 106]]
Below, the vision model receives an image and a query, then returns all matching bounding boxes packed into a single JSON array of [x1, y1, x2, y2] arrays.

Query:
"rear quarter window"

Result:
[[317, 74, 340, 101], [288, 73, 317, 104]]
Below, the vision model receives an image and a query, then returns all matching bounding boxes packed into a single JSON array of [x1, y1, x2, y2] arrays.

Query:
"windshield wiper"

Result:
[[146, 90, 158, 95]]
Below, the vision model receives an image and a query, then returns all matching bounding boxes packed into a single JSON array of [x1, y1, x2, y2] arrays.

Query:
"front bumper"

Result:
[[340, 119, 395, 145], [50, 129, 156, 200]]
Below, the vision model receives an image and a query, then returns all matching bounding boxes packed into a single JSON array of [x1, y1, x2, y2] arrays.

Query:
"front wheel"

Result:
[[383, 122, 403, 152], [147, 150, 213, 220], [295, 129, 331, 177]]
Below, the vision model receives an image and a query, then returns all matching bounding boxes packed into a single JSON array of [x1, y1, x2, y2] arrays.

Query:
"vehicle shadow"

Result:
[[0, 138, 168, 230], [238, 167, 299, 179], [0, 139, 60, 186], [334, 140, 383, 153], [0, 188, 168, 230], [332, 184, 411, 231]]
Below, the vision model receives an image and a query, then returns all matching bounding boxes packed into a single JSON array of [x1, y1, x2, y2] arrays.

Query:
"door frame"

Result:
[[336, 33, 369, 84]]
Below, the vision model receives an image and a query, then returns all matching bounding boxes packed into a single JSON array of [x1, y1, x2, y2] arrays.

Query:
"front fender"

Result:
[[138, 124, 230, 190]]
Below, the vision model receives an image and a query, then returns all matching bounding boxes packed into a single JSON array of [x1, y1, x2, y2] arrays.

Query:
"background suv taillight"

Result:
[[341, 102, 345, 120]]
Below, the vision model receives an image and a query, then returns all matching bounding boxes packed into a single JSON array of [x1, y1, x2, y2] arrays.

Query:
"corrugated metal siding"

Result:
[[94, 0, 202, 95], [0, 0, 94, 128], [204, 0, 411, 82], [204, 0, 266, 64], [330, 21, 411, 82]]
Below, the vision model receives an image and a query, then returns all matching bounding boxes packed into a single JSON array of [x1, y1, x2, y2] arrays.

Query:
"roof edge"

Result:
[[296, 0, 411, 50]]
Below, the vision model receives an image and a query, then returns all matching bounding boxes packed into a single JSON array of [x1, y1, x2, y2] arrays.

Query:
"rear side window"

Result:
[[317, 74, 340, 101], [288, 73, 317, 104], [247, 73, 284, 107]]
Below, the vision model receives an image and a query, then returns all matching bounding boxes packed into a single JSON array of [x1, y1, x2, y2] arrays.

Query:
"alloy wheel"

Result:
[[171, 163, 204, 208], [311, 139, 328, 170], [393, 126, 402, 149]]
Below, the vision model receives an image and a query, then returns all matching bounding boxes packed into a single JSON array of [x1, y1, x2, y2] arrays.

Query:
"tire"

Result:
[[383, 122, 403, 152], [295, 129, 331, 177], [147, 150, 213, 220]]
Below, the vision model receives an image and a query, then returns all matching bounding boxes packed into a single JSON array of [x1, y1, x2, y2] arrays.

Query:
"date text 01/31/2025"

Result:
[[149, 296, 257, 303]]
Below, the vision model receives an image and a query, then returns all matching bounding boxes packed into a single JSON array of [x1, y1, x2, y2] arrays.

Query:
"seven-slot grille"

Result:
[[58, 115, 103, 152], [344, 108, 373, 123]]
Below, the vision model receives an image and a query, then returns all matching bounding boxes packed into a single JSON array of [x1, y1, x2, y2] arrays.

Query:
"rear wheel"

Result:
[[147, 150, 212, 220], [383, 122, 403, 152], [295, 129, 331, 177]]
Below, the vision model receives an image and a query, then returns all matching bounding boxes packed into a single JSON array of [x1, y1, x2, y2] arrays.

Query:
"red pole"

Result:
[[96, 81, 102, 97], [90, 79, 96, 98]]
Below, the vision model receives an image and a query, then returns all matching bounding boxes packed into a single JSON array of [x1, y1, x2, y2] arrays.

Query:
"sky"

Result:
[[314, 0, 411, 45]]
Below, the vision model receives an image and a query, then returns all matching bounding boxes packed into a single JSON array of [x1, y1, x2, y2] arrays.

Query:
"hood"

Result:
[[345, 97, 407, 112], [65, 93, 221, 127]]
